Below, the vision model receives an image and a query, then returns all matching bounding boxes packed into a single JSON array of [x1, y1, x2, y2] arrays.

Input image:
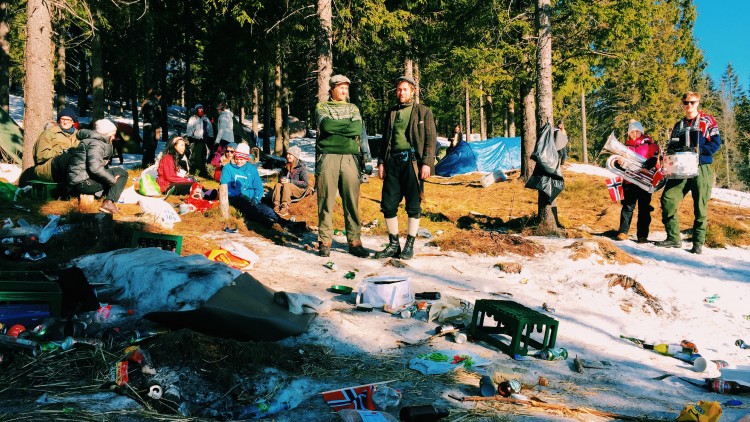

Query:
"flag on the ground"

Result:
[[321, 384, 375, 411], [606, 177, 624, 202]]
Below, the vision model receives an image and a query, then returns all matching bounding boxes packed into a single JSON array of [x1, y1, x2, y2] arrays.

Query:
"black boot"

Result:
[[400, 235, 416, 260], [375, 234, 401, 259], [551, 207, 563, 229]]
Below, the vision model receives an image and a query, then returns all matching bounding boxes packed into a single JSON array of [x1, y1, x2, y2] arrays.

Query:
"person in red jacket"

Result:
[[616, 120, 660, 243], [157, 136, 194, 195]]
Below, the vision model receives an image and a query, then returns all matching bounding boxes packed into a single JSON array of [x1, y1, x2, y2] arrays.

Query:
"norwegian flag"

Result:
[[321, 384, 376, 412], [606, 176, 624, 202]]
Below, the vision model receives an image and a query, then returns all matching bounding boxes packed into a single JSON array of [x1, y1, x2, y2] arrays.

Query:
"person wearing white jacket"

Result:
[[214, 102, 235, 148]]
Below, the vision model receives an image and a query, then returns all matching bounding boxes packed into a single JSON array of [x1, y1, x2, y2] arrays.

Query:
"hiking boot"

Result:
[[348, 241, 369, 258], [616, 233, 628, 241], [278, 205, 290, 218], [99, 199, 121, 215], [374, 234, 401, 259], [273, 203, 281, 213], [690, 243, 703, 254], [636, 237, 649, 244], [400, 235, 416, 260], [319, 243, 331, 257], [655, 239, 681, 248]]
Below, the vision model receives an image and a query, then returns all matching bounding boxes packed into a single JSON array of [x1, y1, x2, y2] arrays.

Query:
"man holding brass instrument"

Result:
[[657, 91, 722, 254]]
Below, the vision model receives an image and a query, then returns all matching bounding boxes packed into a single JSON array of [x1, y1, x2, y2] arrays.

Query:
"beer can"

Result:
[[453, 333, 467, 344], [539, 347, 568, 361], [435, 324, 454, 334]]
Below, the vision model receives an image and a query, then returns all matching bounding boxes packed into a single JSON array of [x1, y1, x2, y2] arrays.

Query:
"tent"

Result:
[[0, 106, 23, 164], [435, 137, 521, 177]]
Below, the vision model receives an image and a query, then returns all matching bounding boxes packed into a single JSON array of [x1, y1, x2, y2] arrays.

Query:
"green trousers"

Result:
[[660, 164, 713, 245], [316, 154, 361, 246]]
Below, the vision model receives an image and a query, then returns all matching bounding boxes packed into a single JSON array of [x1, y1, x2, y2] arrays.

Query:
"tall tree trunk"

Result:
[[282, 84, 290, 153], [0, 0, 9, 113], [503, 107, 508, 137], [252, 83, 259, 135], [22, 0, 53, 170], [274, 62, 283, 155], [581, 89, 588, 164], [479, 82, 486, 140], [78, 46, 88, 117], [536, 0, 555, 230], [520, 81, 536, 180], [464, 82, 471, 142], [486, 93, 493, 138], [262, 65, 271, 155], [508, 97, 516, 137], [316, 0, 332, 103], [91, 29, 104, 120], [55, 25, 68, 113], [413, 59, 420, 104]]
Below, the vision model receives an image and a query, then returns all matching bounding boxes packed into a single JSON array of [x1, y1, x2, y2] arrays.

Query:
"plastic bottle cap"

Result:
[[692, 357, 708, 372]]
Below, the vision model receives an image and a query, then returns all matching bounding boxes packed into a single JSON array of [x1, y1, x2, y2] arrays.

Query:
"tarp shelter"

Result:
[[435, 137, 521, 177], [0, 106, 23, 164], [146, 273, 316, 341]]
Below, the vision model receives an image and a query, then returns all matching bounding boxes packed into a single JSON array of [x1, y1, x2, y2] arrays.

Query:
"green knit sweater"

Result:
[[315, 101, 363, 155]]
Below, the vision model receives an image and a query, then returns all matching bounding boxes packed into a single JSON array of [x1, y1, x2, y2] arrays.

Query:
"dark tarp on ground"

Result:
[[0, 106, 23, 164], [145, 273, 315, 341], [435, 137, 521, 177]]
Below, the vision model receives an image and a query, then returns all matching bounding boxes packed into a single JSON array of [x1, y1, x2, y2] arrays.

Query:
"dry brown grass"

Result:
[[2, 167, 749, 267], [566, 239, 642, 265]]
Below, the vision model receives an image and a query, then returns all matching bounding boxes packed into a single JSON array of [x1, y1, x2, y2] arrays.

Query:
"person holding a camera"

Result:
[[314, 74, 369, 258], [272, 145, 309, 218]]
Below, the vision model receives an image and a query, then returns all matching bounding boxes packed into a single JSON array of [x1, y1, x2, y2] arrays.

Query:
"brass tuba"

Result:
[[602, 132, 665, 193]]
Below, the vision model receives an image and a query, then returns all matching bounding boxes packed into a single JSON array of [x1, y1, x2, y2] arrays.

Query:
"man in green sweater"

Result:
[[375, 76, 437, 260], [314, 74, 369, 258]]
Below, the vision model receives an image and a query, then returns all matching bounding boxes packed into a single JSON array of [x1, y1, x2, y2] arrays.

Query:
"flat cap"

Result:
[[396, 75, 416, 87], [330, 74, 351, 87]]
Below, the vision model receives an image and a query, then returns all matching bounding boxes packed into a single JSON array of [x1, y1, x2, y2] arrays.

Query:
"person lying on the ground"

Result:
[[24, 107, 80, 185], [218, 143, 282, 227], [157, 136, 195, 195], [213, 142, 237, 182], [271, 145, 309, 217], [66, 119, 128, 215]]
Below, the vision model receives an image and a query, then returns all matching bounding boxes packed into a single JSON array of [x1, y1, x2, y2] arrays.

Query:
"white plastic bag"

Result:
[[39, 214, 61, 243], [356, 276, 413, 308], [219, 240, 260, 269], [138, 196, 181, 229]]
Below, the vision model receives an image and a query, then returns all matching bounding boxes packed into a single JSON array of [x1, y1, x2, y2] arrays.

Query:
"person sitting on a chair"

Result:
[[272, 145, 309, 217]]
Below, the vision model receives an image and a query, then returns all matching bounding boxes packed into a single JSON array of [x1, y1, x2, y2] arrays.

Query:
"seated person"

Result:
[[213, 142, 237, 182], [271, 145, 309, 217], [23, 107, 80, 186], [67, 119, 128, 215], [219, 143, 281, 227], [157, 136, 194, 195]]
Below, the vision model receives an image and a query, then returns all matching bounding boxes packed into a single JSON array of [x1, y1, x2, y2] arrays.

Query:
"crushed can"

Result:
[[539, 347, 568, 361]]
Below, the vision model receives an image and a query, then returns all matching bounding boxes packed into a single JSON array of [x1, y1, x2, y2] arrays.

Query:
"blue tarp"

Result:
[[435, 137, 521, 177]]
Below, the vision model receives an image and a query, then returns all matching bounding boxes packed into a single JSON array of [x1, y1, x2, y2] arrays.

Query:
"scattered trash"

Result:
[[334, 229, 346, 236], [497, 380, 522, 397], [344, 271, 356, 280], [541, 303, 555, 313], [479, 375, 495, 397], [415, 292, 440, 300], [435, 229, 444, 236], [576, 359, 612, 370], [235, 399, 291, 419], [426, 296, 473, 325], [538, 348, 568, 361], [324, 261, 337, 270], [329, 285, 353, 294], [223, 226, 238, 233], [357, 276, 413, 309], [371, 385, 401, 410], [355, 304, 374, 312], [724, 399, 743, 407], [737, 339, 749, 349], [453, 333, 467, 344], [399, 405, 449, 422], [408, 350, 488, 375], [675, 401, 723, 422], [384, 258, 406, 268], [494, 262, 522, 274], [704, 294, 720, 303], [417, 227, 432, 239], [519, 278, 528, 284]]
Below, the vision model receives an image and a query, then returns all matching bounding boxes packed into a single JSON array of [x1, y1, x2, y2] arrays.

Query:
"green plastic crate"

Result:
[[28, 180, 60, 200], [0, 271, 62, 317], [130, 231, 183, 254]]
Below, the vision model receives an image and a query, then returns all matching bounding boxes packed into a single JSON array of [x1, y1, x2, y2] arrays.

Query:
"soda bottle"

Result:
[[539, 348, 568, 361], [96, 305, 135, 324], [643, 343, 693, 356], [234, 400, 292, 419], [372, 385, 402, 410], [709, 379, 750, 394], [399, 405, 450, 422], [338, 409, 398, 422]]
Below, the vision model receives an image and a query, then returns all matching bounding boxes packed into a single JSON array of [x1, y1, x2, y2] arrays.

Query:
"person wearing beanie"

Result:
[[66, 119, 129, 215], [29, 107, 80, 184], [615, 120, 660, 243], [186, 103, 214, 177], [271, 145, 309, 217], [314, 74, 369, 258], [375, 75, 437, 260], [218, 142, 282, 228], [213, 142, 237, 182]]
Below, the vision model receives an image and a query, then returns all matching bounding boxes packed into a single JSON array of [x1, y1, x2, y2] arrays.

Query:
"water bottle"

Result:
[[96, 304, 134, 323], [338, 409, 398, 422], [372, 385, 402, 410], [399, 405, 450, 422], [235, 400, 291, 419]]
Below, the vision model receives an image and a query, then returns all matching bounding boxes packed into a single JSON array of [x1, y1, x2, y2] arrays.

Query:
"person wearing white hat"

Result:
[[271, 145, 309, 217], [218, 143, 281, 227], [66, 119, 129, 214], [615, 120, 660, 243]]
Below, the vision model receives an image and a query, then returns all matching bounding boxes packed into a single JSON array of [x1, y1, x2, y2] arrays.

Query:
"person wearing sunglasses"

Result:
[[657, 91, 722, 254], [213, 142, 237, 182]]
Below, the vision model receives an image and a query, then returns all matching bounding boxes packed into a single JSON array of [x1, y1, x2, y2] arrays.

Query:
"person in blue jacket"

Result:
[[219, 143, 280, 227]]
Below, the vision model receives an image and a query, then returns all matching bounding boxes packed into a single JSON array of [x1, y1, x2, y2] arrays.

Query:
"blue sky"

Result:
[[693, 0, 750, 92]]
